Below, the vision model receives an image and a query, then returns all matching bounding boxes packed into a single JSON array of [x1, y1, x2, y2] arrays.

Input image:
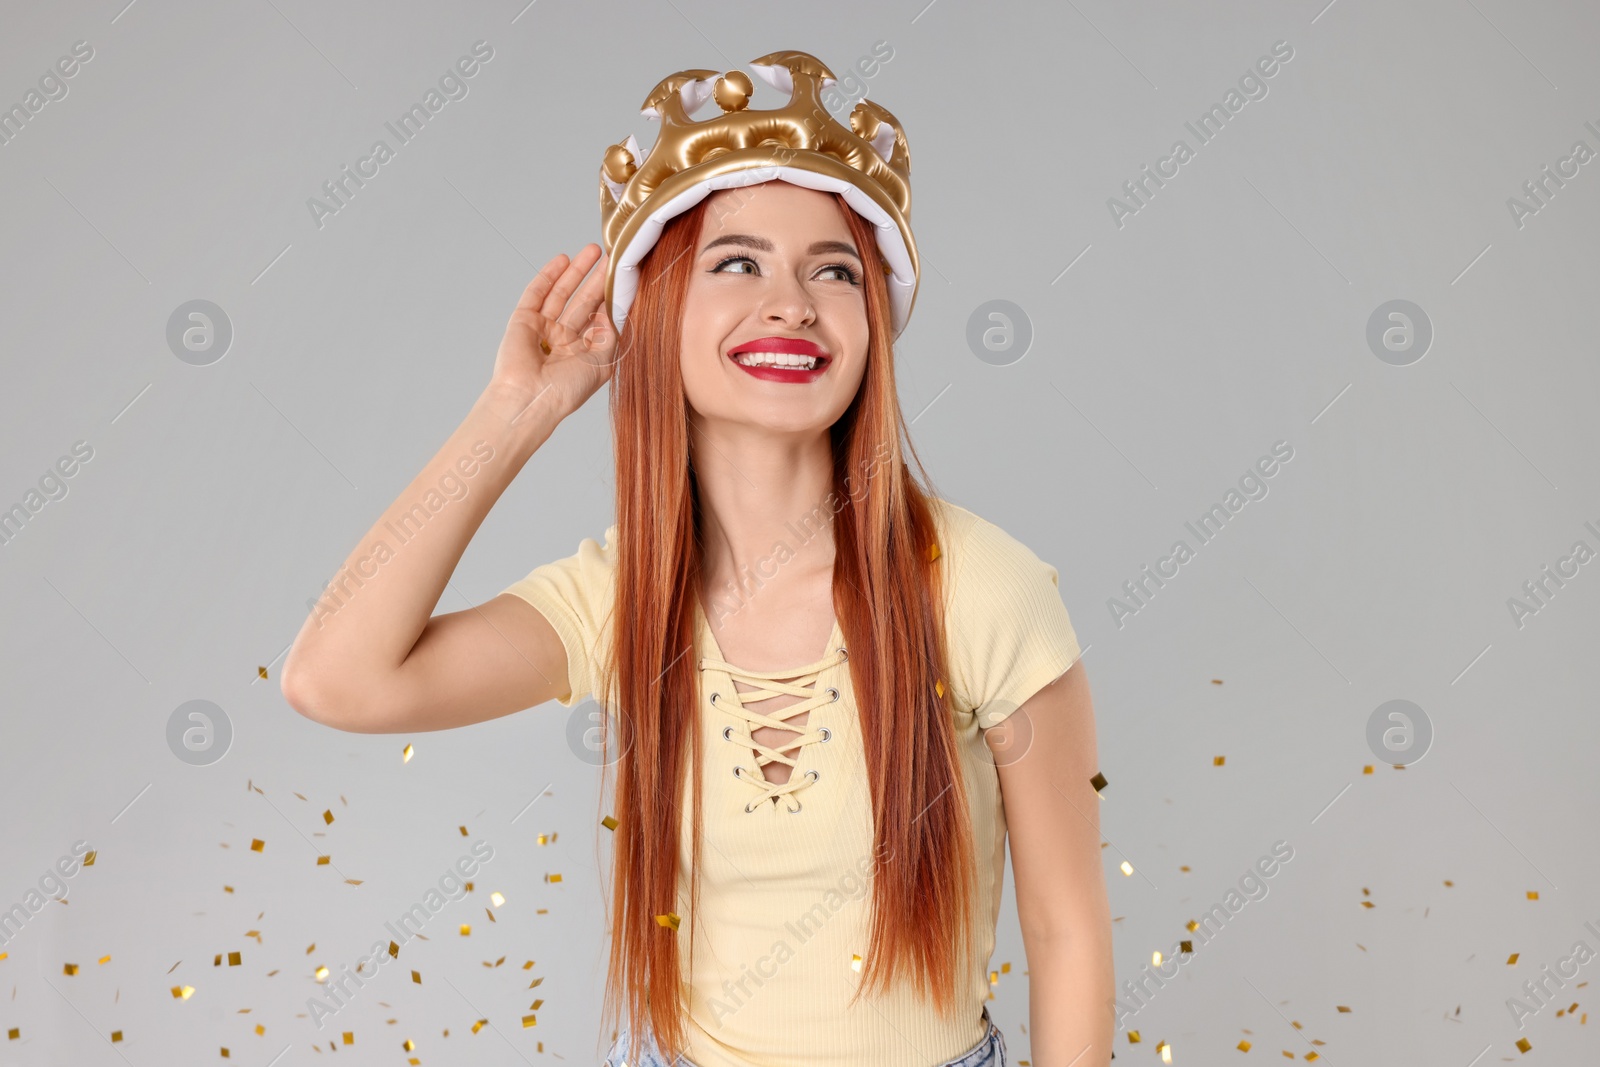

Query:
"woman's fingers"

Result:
[[558, 248, 611, 336], [539, 243, 602, 323], [514, 253, 571, 315]]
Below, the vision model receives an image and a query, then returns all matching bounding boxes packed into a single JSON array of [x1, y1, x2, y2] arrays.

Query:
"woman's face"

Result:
[[679, 182, 871, 439]]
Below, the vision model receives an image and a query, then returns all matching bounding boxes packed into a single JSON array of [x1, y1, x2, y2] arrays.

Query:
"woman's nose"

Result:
[[759, 273, 815, 326]]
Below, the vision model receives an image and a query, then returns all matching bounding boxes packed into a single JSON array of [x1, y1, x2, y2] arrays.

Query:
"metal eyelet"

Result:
[[826, 687, 840, 702], [722, 726, 735, 741], [817, 726, 832, 743], [732, 765, 745, 778], [786, 798, 803, 813], [837, 647, 848, 660], [744, 799, 759, 814], [805, 769, 820, 782], [709, 691, 721, 705]]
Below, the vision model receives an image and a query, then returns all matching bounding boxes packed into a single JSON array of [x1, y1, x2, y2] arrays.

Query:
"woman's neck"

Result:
[[690, 422, 838, 597]]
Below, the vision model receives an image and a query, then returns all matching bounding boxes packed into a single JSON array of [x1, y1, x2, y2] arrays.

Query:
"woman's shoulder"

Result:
[[926, 496, 1047, 573]]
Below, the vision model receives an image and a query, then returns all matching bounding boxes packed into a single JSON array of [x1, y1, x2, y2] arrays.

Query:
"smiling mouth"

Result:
[[729, 351, 828, 370]]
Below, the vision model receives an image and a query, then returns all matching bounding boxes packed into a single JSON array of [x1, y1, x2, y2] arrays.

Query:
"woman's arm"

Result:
[[280, 247, 617, 734], [988, 662, 1115, 1066]]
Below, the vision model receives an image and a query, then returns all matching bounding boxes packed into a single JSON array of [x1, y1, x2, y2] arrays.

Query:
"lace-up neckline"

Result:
[[695, 600, 848, 815]]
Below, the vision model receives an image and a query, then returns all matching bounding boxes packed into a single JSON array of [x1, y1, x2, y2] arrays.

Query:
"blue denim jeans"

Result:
[[600, 1005, 1008, 1066]]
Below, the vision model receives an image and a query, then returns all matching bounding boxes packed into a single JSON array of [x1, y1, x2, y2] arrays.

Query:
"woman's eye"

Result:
[[709, 256, 860, 284]]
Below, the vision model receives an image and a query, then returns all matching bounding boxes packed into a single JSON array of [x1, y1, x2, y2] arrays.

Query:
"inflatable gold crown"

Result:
[[598, 49, 919, 338]]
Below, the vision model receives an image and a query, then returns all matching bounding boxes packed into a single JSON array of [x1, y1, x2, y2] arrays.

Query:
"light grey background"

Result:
[[2, 0, 1598, 1064]]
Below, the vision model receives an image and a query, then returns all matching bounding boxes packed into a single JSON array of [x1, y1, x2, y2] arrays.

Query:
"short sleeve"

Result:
[[941, 509, 1082, 730], [499, 525, 618, 708]]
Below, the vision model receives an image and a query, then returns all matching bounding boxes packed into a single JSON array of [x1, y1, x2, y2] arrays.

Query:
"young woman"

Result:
[[282, 52, 1112, 1067]]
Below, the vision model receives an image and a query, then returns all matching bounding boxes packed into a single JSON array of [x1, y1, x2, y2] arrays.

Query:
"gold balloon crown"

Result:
[[598, 49, 919, 337]]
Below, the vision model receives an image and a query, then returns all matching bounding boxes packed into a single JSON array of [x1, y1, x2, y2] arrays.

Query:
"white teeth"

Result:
[[733, 351, 821, 370]]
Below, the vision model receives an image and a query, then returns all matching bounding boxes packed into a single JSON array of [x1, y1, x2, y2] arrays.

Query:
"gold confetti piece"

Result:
[[1238, 1038, 1251, 1051], [459, 825, 469, 836], [529, 998, 543, 1009], [387, 941, 399, 958], [221, 1047, 229, 1057], [459, 924, 471, 936], [63, 963, 78, 975], [1152, 951, 1162, 966], [254, 1025, 264, 1036], [1180, 940, 1192, 953], [342, 1032, 354, 1045], [989, 970, 999, 985], [527, 975, 543, 986], [928, 542, 940, 562], [344, 877, 363, 885], [1362, 765, 1373, 774], [1160, 1041, 1172, 1064], [213, 953, 223, 966], [1305, 1054, 1319, 1062], [851, 954, 863, 973], [403, 1039, 415, 1051], [171, 985, 195, 999], [83, 851, 95, 865], [1128, 1030, 1141, 1043], [1507, 953, 1520, 965], [1089, 771, 1109, 793], [1516, 1037, 1531, 1053], [258, 666, 269, 679], [488, 891, 506, 908], [522, 1014, 538, 1028], [1443, 880, 1453, 887], [471, 1018, 488, 1034], [1360, 901, 1374, 909], [228, 951, 241, 966], [223, 885, 233, 893], [602, 815, 618, 831], [1001, 962, 1010, 974], [935, 679, 945, 699], [402, 743, 413, 763], [98, 954, 111, 964], [411, 970, 421, 984], [1119, 861, 1133, 876], [1214, 755, 1226, 766], [656, 912, 680, 931], [485, 907, 496, 923], [545, 873, 562, 883], [1187, 919, 1199, 932], [249, 839, 266, 852], [1527, 890, 1539, 900], [322, 809, 334, 825], [112, 1030, 123, 1041], [1211, 678, 1223, 684], [6, 1028, 16, 1040], [1180, 864, 1191, 872], [465, 881, 474, 892]]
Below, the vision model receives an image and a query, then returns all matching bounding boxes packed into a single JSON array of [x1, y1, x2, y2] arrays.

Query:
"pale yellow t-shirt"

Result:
[[501, 497, 1081, 1067]]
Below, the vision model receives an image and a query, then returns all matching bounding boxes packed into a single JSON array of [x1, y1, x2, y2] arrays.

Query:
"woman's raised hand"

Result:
[[489, 244, 619, 420]]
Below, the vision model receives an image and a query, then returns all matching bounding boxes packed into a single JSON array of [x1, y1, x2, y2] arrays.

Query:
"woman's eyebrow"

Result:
[[700, 234, 861, 259]]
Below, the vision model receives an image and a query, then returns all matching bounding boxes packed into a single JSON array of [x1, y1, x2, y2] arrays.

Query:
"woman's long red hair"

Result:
[[593, 190, 976, 1062]]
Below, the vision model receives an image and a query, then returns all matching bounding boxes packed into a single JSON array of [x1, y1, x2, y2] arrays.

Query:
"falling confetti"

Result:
[[655, 913, 680, 931]]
